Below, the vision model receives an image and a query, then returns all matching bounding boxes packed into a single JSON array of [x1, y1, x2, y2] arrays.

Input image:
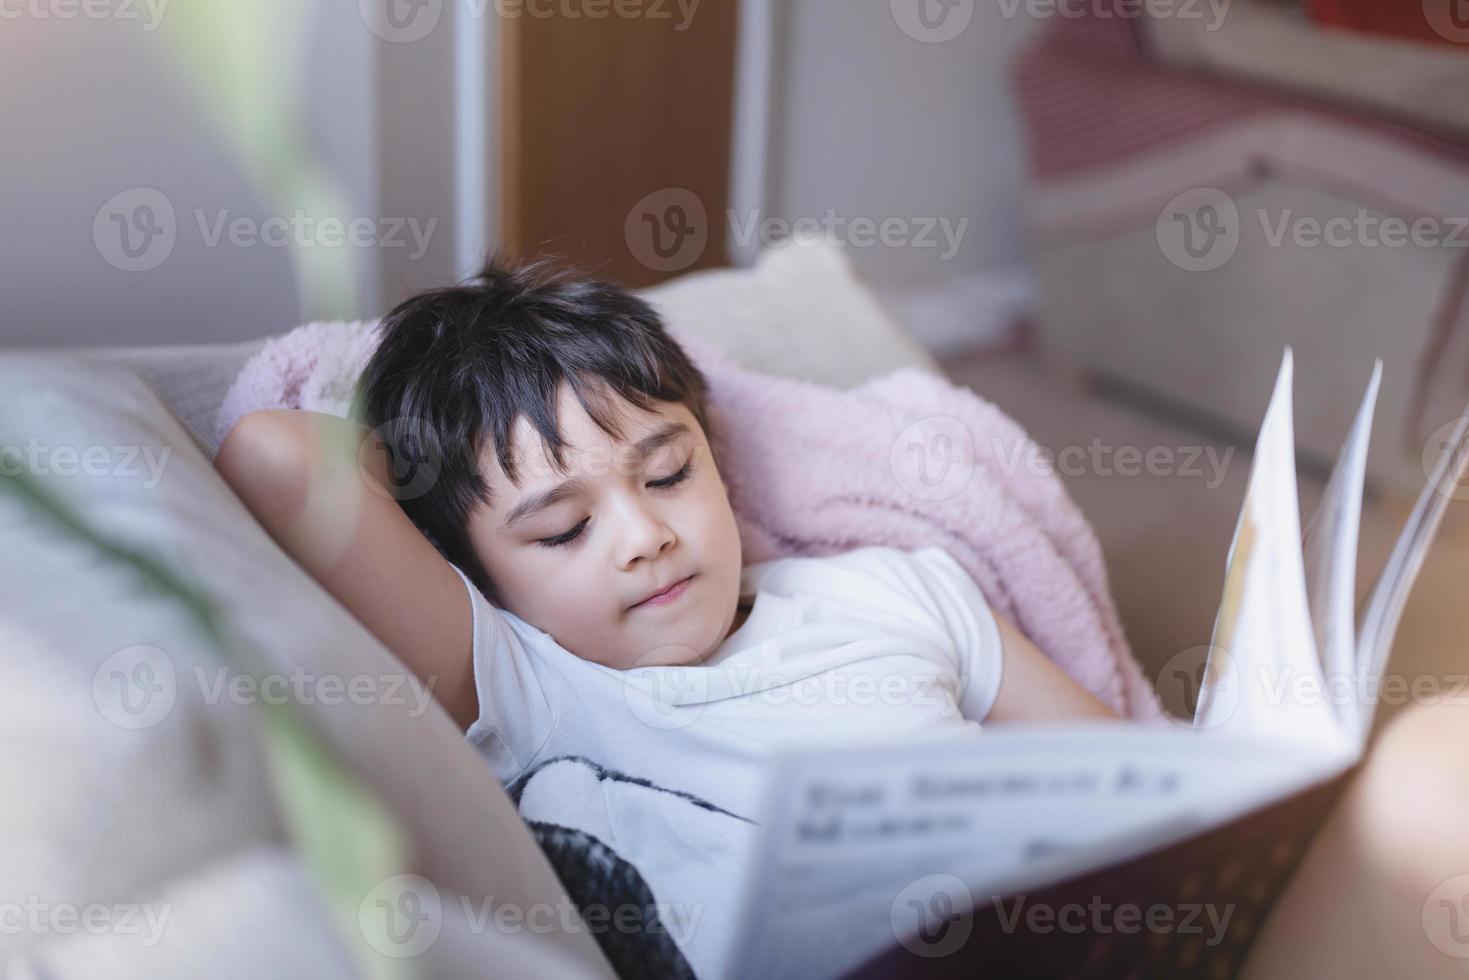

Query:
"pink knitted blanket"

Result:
[[216, 320, 1163, 721]]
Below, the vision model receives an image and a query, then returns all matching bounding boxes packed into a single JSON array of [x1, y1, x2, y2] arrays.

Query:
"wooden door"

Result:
[[500, 2, 740, 287]]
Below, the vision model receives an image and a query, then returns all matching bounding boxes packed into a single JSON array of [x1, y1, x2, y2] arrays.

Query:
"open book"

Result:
[[721, 350, 1469, 980]]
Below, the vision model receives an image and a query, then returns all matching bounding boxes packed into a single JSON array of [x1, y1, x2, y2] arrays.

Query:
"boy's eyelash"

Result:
[[535, 460, 694, 549]]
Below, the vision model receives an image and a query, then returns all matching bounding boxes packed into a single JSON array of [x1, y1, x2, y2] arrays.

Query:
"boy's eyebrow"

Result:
[[501, 421, 691, 529]]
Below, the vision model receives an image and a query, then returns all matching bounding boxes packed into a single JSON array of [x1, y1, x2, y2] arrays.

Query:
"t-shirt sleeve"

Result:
[[448, 563, 558, 784], [905, 545, 1007, 723]]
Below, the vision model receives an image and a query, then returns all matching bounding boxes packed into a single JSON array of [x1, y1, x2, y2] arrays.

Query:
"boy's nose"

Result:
[[617, 506, 677, 570]]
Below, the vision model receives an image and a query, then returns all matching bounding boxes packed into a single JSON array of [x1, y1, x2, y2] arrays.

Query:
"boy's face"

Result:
[[466, 381, 744, 669]]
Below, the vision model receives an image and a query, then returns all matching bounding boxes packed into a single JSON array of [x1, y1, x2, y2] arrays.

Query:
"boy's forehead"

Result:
[[484, 393, 692, 491]]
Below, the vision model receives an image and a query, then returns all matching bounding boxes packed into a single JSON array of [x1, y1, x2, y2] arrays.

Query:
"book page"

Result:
[[1198, 350, 1346, 750], [724, 725, 1353, 980], [1355, 404, 1469, 738], [1300, 362, 1380, 738]]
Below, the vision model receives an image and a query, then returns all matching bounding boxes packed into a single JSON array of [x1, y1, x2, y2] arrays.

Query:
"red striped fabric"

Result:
[[1011, 16, 1469, 183]]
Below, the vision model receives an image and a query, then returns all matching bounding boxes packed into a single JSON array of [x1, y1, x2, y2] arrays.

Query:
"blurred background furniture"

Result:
[[1014, 5, 1469, 500]]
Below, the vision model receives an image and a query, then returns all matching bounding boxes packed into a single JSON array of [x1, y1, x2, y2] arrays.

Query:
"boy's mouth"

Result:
[[629, 574, 695, 610]]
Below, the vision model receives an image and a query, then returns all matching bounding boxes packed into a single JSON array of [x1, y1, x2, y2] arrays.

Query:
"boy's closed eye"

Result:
[[535, 457, 697, 549]]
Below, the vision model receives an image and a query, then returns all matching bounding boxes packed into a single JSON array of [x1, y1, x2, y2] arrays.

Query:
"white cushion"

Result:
[[0, 355, 613, 978], [640, 237, 939, 391]]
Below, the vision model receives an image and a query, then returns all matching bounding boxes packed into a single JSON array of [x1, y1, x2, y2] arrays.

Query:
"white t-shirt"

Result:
[[451, 543, 1005, 977]]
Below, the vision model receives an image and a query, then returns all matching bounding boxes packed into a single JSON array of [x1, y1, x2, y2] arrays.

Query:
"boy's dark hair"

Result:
[[351, 255, 713, 602]]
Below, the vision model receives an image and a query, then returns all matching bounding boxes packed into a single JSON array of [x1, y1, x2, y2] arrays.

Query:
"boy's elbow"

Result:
[[215, 410, 311, 528]]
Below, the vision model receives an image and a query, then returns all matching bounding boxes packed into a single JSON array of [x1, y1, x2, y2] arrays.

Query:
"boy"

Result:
[[215, 256, 1117, 973]]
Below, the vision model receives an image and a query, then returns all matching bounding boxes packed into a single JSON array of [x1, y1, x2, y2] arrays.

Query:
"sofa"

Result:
[[0, 239, 939, 978]]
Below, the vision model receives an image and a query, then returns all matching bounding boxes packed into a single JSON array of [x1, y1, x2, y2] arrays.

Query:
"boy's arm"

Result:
[[214, 409, 479, 729], [986, 610, 1121, 723]]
